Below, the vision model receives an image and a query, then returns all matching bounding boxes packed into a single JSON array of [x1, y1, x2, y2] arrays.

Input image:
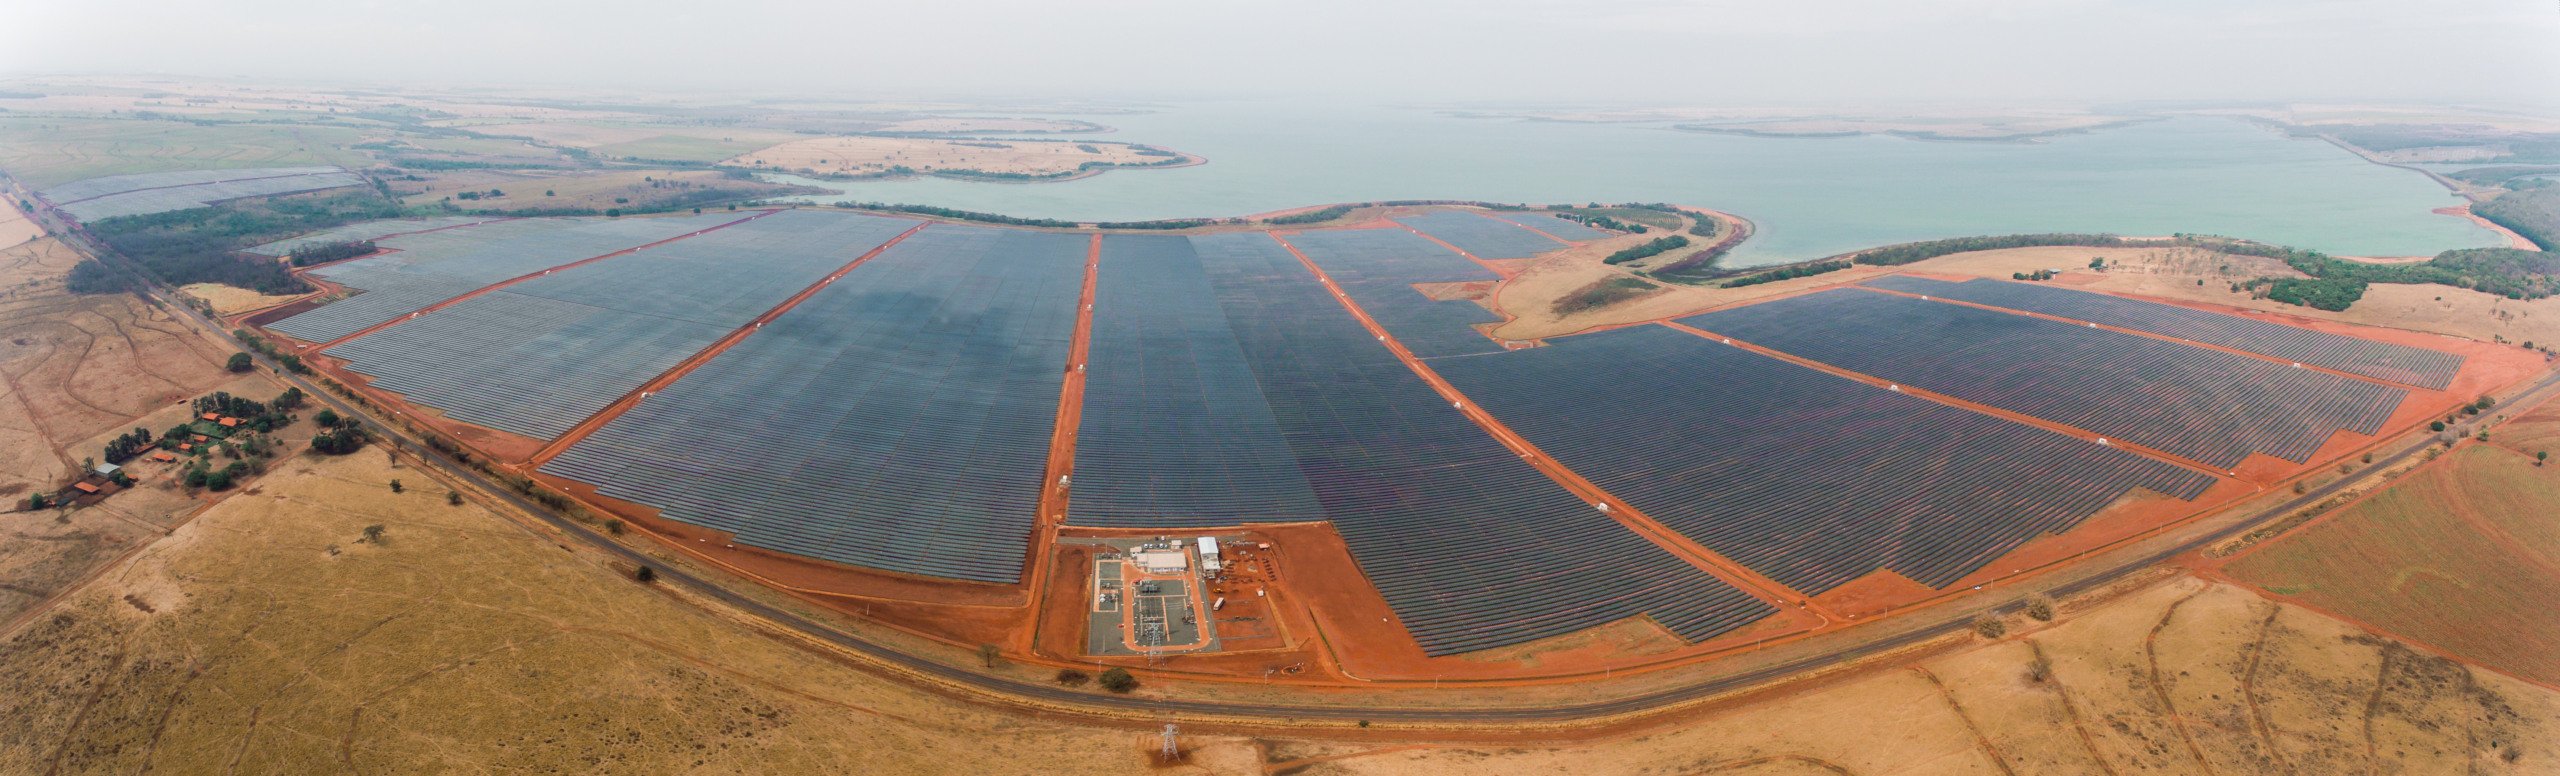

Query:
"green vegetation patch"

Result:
[[76, 190, 407, 295], [1552, 276, 1660, 316], [2472, 183, 2559, 251]]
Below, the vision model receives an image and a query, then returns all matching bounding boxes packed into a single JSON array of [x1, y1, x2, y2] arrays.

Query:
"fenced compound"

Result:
[[1860, 274, 2465, 389], [325, 210, 917, 439], [1186, 232, 1774, 656], [1391, 210, 1572, 258], [1283, 227, 1509, 358], [1066, 234, 1328, 527], [269, 212, 742, 342], [1434, 325, 2218, 593], [542, 226, 1089, 584], [1681, 289, 2408, 468]]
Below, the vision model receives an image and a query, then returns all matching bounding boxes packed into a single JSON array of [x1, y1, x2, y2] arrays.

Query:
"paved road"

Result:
[[35, 191, 2560, 726]]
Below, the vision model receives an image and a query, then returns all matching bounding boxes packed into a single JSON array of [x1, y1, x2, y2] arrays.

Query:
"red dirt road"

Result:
[[1017, 234, 1103, 653]]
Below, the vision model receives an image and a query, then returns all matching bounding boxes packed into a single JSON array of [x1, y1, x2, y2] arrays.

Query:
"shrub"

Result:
[[389, 479, 403, 493], [2022, 595, 2055, 622], [1098, 667, 1138, 693], [1055, 669, 1091, 686], [362, 524, 385, 543], [1972, 614, 2006, 639], [447, 491, 464, 506], [634, 565, 656, 583]]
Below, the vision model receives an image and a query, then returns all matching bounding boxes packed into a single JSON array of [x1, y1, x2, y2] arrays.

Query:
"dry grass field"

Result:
[[1286, 577, 2559, 775], [0, 238, 238, 494], [2223, 444, 2560, 687], [0, 451, 1219, 774], [727, 136, 1181, 179], [175, 283, 305, 316]]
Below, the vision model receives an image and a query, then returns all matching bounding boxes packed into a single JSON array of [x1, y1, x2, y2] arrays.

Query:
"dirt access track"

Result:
[[238, 201, 2555, 691]]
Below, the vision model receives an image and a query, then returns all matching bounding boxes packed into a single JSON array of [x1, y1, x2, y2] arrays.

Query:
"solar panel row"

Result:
[[1682, 289, 2407, 469], [40, 166, 346, 202], [268, 212, 743, 343], [1282, 228, 1510, 358], [57, 171, 366, 221], [326, 210, 918, 439], [1860, 274, 2466, 390], [1184, 232, 1773, 655], [1067, 234, 1328, 527], [1433, 325, 2218, 593], [242, 216, 509, 257], [1391, 210, 1570, 259], [542, 226, 1089, 584]]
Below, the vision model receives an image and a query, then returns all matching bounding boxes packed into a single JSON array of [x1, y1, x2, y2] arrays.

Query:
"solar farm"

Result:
[[38, 166, 366, 221], [242, 204, 2515, 675]]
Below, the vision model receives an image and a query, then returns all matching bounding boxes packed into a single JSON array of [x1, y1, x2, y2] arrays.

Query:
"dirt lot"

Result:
[[2220, 443, 2560, 686], [727, 136, 1188, 179], [391, 168, 811, 212]]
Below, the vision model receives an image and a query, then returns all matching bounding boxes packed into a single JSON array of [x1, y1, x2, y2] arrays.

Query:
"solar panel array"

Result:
[[1433, 325, 2218, 593], [542, 226, 1088, 584], [1281, 228, 1509, 358], [41, 166, 345, 202], [1390, 210, 1570, 259], [1067, 235, 1328, 527], [1484, 210, 1609, 240], [242, 216, 508, 257], [1682, 290, 2407, 469], [268, 212, 743, 343], [1860, 275, 2466, 389], [325, 210, 917, 439], [53, 168, 366, 221], [1183, 232, 1773, 655]]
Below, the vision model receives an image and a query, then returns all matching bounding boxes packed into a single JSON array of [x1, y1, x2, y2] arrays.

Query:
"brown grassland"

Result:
[[2221, 442, 2560, 687]]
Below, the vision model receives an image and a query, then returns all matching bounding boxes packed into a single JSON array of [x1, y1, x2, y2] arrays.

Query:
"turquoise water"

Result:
[[770, 104, 2501, 267]]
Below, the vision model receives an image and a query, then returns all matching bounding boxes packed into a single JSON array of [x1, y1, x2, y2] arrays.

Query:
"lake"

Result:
[[770, 103, 2502, 267]]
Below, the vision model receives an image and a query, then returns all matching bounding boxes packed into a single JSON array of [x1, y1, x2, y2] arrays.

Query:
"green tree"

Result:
[[389, 479, 404, 494], [362, 524, 385, 543], [1098, 667, 1138, 693]]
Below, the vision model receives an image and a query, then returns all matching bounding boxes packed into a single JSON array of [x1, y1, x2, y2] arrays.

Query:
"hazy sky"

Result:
[[5, 0, 2557, 107]]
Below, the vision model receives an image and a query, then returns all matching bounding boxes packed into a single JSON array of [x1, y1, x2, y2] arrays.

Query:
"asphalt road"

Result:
[[36, 193, 2560, 727]]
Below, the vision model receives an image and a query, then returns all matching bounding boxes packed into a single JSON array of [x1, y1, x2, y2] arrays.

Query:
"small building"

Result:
[[150, 451, 177, 463], [200, 412, 220, 422], [1197, 537, 1222, 573], [1132, 550, 1189, 574], [218, 417, 240, 428], [72, 482, 100, 495], [92, 462, 121, 478], [178, 443, 193, 452]]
